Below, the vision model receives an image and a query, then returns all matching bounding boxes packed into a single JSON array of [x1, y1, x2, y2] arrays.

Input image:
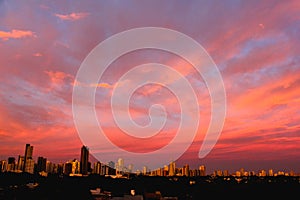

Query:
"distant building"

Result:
[[17, 155, 24, 171], [240, 168, 245, 176], [72, 159, 80, 174], [7, 157, 16, 171], [268, 169, 274, 176], [128, 164, 133, 173], [57, 163, 64, 174], [46, 160, 54, 173], [142, 166, 148, 175], [0, 160, 7, 172], [259, 169, 267, 177], [23, 144, 33, 172], [199, 165, 206, 176], [116, 158, 124, 175], [93, 161, 102, 175], [183, 164, 189, 176], [101, 164, 109, 175], [64, 162, 72, 175], [37, 156, 47, 172], [108, 161, 115, 169], [80, 145, 89, 175], [8, 157, 15, 164], [223, 170, 230, 176], [169, 161, 175, 176], [24, 159, 34, 174]]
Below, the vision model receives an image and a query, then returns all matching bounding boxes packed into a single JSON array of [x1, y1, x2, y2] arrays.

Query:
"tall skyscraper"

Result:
[[183, 164, 190, 176], [37, 156, 47, 172], [23, 144, 33, 172], [0, 160, 7, 172], [7, 157, 16, 172], [24, 159, 35, 174], [17, 155, 24, 171], [93, 161, 102, 175], [80, 145, 89, 175], [169, 161, 176, 176], [142, 166, 148, 175], [116, 158, 124, 175]]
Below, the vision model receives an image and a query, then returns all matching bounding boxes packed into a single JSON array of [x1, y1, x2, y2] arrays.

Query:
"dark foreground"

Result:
[[0, 172, 299, 200]]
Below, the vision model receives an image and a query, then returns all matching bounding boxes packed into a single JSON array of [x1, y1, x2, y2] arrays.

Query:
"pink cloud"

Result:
[[45, 70, 74, 86], [259, 23, 265, 29], [230, 71, 300, 111], [0, 29, 36, 41], [54, 12, 89, 21], [224, 37, 291, 76], [33, 52, 43, 57]]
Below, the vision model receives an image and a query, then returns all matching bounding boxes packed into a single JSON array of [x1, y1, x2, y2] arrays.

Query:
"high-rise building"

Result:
[[8, 157, 15, 164], [116, 158, 124, 175], [64, 162, 73, 175], [7, 157, 16, 171], [128, 164, 133, 173], [17, 155, 24, 171], [80, 145, 89, 175], [169, 161, 176, 176], [93, 161, 102, 175], [268, 169, 274, 176], [101, 164, 109, 175], [183, 164, 190, 176], [142, 166, 148, 175], [199, 165, 206, 176], [57, 163, 64, 175], [37, 156, 47, 172], [223, 170, 229, 176], [24, 159, 35, 174], [0, 160, 7, 172], [46, 160, 54, 173], [240, 168, 245, 176], [23, 144, 33, 172], [72, 159, 80, 174]]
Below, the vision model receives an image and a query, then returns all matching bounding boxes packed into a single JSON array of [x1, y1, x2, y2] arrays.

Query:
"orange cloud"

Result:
[[231, 72, 300, 111], [45, 70, 74, 85], [90, 82, 114, 88], [0, 29, 36, 41], [72, 80, 114, 89], [54, 12, 89, 21]]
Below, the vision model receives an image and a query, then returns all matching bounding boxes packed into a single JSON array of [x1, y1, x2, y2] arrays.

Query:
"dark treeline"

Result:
[[0, 172, 299, 199]]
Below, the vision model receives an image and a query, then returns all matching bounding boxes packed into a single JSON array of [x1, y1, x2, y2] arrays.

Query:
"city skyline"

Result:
[[0, 143, 299, 176], [1, 0, 300, 174]]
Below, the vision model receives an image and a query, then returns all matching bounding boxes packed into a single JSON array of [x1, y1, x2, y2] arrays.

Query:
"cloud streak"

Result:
[[0, 29, 36, 40], [54, 12, 90, 21]]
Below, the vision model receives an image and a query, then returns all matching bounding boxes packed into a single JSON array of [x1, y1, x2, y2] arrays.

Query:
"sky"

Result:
[[0, 0, 300, 174]]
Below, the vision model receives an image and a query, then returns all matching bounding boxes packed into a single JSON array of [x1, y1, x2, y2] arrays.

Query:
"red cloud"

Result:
[[0, 29, 36, 41], [54, 12, 89, 21]]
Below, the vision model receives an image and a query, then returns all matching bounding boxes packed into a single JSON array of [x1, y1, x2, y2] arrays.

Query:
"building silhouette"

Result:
[[93, 161, 101, 175], [80, 145, 89, 175], [37, 156, 47, 172]]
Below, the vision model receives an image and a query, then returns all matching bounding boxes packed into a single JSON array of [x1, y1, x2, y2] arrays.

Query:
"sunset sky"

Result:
[[1, 0, 300, 174]]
